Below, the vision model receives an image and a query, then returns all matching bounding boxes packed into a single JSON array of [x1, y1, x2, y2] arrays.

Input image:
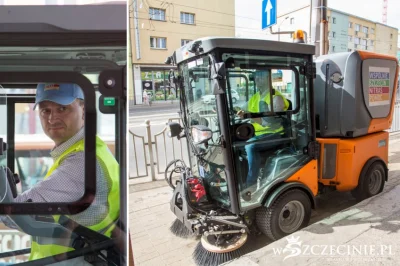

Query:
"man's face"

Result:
[[38, 100, 84, 146], [255, 71, 269, 92]]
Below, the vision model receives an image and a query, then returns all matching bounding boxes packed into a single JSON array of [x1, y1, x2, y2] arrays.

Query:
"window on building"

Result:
[[349, 22, 353, 28], [362, 26, 368, 33], [181, 12, 195, 24], [354, 37, 360, 44], [150, 37, 167, 49], [181, 39, 192, 46], [361, 39, 367, 46], [391, 33, 393, 39], [348, 35, 352, 42], [370, 40, 374, 46], [371, 28, 375, 34], [355, 24, 360, 31], [332, 17, 336, 24], [390, 44, 392, 50], [149, 8, 166, 21], [290, 17, 295, 24], [332, 32, 336, 38], [332, 46, 335, 52]]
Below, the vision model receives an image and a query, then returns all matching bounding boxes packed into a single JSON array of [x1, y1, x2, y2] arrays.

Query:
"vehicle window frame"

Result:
[[1, 71, 96, 215], [226, 65, 301, 118]]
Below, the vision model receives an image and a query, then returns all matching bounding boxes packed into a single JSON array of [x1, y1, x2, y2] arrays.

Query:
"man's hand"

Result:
[[237, 109, 245, 119], [237, 110, 262, 124]]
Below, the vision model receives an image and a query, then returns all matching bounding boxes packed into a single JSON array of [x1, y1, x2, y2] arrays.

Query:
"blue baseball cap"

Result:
[[34, 83, 84, 110]]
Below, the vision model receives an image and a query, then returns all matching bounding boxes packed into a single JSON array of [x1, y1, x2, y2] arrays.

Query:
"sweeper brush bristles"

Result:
[[192, 237, 253, 266], [169, 218, 195, 238]]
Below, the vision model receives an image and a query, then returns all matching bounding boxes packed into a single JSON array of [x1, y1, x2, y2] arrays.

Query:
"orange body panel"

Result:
[[358, 51, 399, 61], [285, 159, 319, 196], [357, 51, 400, 134], [317, 131, 389, 191]]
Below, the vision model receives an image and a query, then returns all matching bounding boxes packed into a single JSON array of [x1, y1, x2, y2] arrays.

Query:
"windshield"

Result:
[[0, 53, 123, 265], [179, 56, 231, 207]]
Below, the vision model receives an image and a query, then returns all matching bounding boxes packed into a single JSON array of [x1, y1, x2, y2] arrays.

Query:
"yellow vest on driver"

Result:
[[248, 89, 289, 136], [28, 136, 120, 261]]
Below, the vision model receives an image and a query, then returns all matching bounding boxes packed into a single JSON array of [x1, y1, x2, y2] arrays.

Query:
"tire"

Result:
[[256, 189, 311, 241], [232, 97, 237, 103], [351, 161, 386, 201]]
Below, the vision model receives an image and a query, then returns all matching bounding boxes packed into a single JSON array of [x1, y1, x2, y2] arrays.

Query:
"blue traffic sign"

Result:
[[262, 0, 277, 30]]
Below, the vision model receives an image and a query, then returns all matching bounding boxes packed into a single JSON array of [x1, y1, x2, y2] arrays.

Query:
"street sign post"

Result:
[[262, 0, 277, 30]]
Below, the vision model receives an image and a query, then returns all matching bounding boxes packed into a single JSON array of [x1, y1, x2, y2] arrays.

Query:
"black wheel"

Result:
[[232, 97, 237, 103], [256, 189, 311, 241], [351, 161, 386, 201]]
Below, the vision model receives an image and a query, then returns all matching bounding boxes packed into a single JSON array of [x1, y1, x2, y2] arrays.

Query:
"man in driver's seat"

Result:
[[237, 70, 289, 190], [3, 83, 120, 264]]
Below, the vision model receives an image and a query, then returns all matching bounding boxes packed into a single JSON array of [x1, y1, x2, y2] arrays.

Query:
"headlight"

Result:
[[191, 125, 212, 144]]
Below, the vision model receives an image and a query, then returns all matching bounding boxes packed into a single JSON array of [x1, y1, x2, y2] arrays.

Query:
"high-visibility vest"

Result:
[[248, 90, 289, 136], [28, 136, 120, 261]]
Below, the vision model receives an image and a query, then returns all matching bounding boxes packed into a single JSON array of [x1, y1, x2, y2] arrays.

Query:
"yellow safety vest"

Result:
[[29, 136, 120, 261], [248, 90, 289, 136]]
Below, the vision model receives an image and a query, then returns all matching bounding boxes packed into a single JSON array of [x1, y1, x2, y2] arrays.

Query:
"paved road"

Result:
[[130, 133, 400, 266], [129, 101, 180, 116]]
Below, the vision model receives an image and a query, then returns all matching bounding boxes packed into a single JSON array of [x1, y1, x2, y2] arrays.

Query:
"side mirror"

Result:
[[167, 122, 182, 138], [209, 62, 226, 95], [168, 70, 177, 89], [191, 125, 212, 145]]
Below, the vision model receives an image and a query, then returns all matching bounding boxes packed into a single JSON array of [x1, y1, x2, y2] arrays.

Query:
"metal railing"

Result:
[[129, 118, 189, 180]]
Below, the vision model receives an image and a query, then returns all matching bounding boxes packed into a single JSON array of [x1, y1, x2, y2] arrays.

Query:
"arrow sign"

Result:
[[262, 0, 277, 30], [266, 0, 273, 25]]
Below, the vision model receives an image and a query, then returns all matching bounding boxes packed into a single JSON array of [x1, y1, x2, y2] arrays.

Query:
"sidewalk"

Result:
[[130, 132, 400, 266], [224, 185, 400, 266]]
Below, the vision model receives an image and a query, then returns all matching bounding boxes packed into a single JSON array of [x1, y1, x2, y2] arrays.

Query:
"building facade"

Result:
[[249, 5, 398, 57], [131, 0, 235, 104], [328, 10, 349, 53], [329, 9, 398, 56]]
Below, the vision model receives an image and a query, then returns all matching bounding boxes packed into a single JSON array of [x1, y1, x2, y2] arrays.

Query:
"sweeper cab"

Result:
[[164, 36, 399, 265]]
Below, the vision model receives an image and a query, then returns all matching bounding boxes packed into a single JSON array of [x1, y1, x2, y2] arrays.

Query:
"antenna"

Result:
[[382, 0, 388, 24]]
